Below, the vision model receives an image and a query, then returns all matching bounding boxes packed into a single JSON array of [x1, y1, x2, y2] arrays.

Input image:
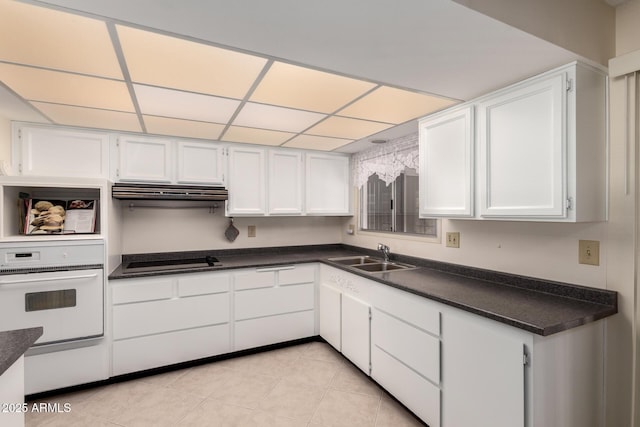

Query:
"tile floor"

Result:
[[25, 341, 426, 427]]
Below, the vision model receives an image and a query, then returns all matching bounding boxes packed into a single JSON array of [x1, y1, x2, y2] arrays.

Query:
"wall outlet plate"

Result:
[[446, 232, 460, 248], [579, 240, 599, 266], [248, 225, 256, 238]]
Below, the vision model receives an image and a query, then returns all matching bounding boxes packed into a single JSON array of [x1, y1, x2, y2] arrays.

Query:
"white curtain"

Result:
[[351, 132, 419, 188]]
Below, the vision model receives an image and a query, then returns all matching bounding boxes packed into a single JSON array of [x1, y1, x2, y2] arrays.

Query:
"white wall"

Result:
[[0, 116, 11, 165], [120, 206, 344, 254]]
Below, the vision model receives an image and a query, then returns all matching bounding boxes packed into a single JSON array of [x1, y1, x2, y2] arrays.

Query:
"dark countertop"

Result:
[[109, 244, 617, 336], [0, 327, 43, 376]]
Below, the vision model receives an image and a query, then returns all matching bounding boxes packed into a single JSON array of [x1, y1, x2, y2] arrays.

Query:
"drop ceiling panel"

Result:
[[338, 86, 458, 124], [134, 84, 240, 123], [250, 61, 377, 113], [0, 1, 122, 79], [233, 102, 326, 133], [222, 126, 295, 146], [284, 134, 353, 151], [0, 63, 134, 112], [143, 115, 225, 140], [306, 116, 393, 140], [117, 25, 268, 99], [31, 102, 141, 132]]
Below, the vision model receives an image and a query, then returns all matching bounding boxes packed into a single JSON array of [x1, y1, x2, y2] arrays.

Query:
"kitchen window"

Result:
[[360, 168, 436, 235], [353, 133, 437, 237]]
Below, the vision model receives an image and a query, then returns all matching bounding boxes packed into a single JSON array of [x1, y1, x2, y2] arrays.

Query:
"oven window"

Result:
[[25, 289, 77, 311]]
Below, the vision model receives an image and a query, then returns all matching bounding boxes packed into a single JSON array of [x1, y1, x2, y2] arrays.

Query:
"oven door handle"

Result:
[[0, 273, 99, 285]]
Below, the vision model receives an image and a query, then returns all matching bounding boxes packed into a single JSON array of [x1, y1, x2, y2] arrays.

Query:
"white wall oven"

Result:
[[0, 240, 108, 394]]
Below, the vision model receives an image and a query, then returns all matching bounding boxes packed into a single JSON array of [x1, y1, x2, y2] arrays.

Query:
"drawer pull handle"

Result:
[[255, 266, 295, 273]]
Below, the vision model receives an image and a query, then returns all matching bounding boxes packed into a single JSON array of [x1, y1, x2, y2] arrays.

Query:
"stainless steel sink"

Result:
[[328, 256, 415, 273], [351, 261, 415, 273], [327, 256, 379, 266]]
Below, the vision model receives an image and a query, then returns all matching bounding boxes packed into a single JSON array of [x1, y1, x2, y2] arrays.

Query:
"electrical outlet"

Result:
[[248, 225, 256, 238], [579, 240, 599, 266], [446, 232, 460, 248]]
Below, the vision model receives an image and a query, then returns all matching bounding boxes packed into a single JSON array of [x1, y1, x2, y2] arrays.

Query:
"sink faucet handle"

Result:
[[377, 243, 390, 261]]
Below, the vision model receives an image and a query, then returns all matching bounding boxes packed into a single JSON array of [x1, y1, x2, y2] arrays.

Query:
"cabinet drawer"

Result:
[[234, 310, 315, 351], [234, 270, 276, 291], [112, 324, 230, 376], [372, 346, 440, 427], [113, 293, 229, 339], [372, 308, 440, 384], [373, 285, 440, 336], [235, 283, 314, 320], [111, 278, 173, 304], [279, 264, 315, 285], [177, 273, 230, 297]]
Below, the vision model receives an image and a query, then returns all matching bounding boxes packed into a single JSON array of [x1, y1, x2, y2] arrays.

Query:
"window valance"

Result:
[[351, 132, 419, 188]]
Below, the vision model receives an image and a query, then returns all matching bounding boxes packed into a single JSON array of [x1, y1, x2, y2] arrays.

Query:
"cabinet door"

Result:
[[419, 106, 474, 217], [17, 126, 109, 178], [227, 146, 266, 215], [269, 150, 303, 214], [341, 293, 370, 374], [118, 135, 173, 182], [319, 283, 341, 351], [305, 153, 350, 215], [176, 140, 225, 185], [478, 73, 566, 218], [442, 310, 526, 427]]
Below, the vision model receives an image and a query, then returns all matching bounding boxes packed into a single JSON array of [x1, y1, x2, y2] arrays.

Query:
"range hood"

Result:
[[112, 183, 228, 201]]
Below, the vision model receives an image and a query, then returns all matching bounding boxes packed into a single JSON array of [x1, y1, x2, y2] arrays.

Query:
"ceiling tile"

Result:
[[31, 102, 141, 132], [250, 61, 376, 113], [0, 1, 122, 79], [283, 134, 353, 151], [117, 25, 267, 99], [233, 102, 326, 133], [134, 84, 240, 123], [337, 86, 457, 124], [222, 126, 295, 146], [305, 116, 393, 140], [0, 63, 134, 112], [143, 115, 226, 140]]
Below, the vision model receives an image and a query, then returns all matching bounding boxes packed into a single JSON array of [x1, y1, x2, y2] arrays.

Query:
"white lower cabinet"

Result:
[[319, 265, 606, 427], [442, 309, 526, 427], [319, 282, 342, 351], [233, 264, 316, 351], [370, 284, 442, 427], [110, 272, 231, 376], [341, 293, 370, 374], [319, 265, 372, 374]]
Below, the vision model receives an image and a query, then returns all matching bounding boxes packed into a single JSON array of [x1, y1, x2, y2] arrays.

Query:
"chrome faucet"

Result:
[[378, 243, 390, 262]]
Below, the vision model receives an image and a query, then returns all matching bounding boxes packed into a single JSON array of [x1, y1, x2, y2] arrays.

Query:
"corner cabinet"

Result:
[[419, 61, 607, 222], [305, 152, 351, 215]]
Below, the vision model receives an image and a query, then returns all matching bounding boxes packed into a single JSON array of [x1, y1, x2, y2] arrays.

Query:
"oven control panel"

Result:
[[0, 240, 104, 271]]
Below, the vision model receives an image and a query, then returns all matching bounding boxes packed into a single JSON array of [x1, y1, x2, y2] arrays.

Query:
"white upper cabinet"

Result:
[[478, 72, 566, 218], [116, 135, 226, 186], [305, 152, 351, 215], [268, 149, 303, 215], [419, 105, 474, 217], [418, 61, 607, 222], [13, 125, 109, 179], [228, 147, 350, 217], [117, 135, 173, 183], [176, 140, 225, 186], [226, 145, 266, 215]]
